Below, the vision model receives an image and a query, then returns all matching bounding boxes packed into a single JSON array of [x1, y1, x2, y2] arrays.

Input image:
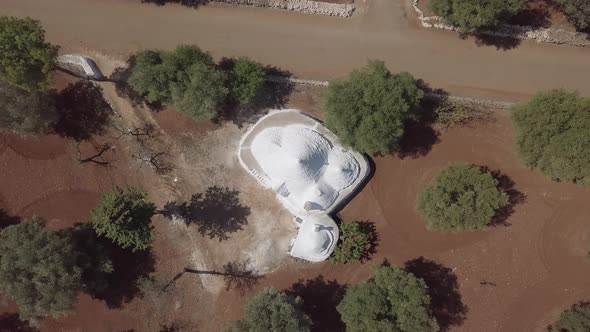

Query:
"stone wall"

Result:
[[412, 0, 590, 48], [217, 0, 355, 17]]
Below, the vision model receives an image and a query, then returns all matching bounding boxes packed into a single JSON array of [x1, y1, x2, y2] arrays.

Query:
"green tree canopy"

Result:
[[512, 90, 590, 184], [559, 0, 590, 30], [0, 16, 59, 91], [330, 221, 371, 264], [0, 218, 81, 325], [229, 288, 311, 332], [337, 265, 438, 332], [170, 61, 228, 120], [431, 0, 524, 33], [416, 164, 509, 232], [0, 82, 57, 135], [90, 186, 156, 252], [229, 57, 266, 106], [550, 302, 590, 332], [128, 45, 228, 121], [324, 60, 423, 155]]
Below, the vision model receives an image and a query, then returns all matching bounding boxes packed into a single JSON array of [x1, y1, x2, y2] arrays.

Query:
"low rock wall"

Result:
[[412, 0, 590, 48], [217, 0, 354, 17]]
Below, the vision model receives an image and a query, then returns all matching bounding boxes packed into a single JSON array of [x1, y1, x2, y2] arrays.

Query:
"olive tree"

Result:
[[324, 60, 423, 155], [128, 45, 228, 120], [559, 0, 590, 30], [337, 265, 439, 332], [512, 90, 590, 184], [90, 186, 157, 252], [416, 164, 508, 232], [0, 218, 81, 325], [229, 57, 266, 106], [229, 288, 311, 332], [0, 82, 57, 135], [431, 0, 524, 33], [550, 302, 590, 332], [0, 16, 59, 91]]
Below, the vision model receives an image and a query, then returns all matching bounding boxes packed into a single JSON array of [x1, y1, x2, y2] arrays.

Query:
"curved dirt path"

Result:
[[2, 0, 590, 101]]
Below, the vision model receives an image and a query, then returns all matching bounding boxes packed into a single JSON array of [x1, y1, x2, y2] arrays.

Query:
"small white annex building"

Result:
[[239, 110, 370, 262]]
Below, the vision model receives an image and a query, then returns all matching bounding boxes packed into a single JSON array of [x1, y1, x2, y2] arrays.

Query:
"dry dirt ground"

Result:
[[2, 0, 590, 101]]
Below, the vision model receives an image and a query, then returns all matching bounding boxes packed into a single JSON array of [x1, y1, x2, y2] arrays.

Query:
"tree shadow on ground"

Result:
[[166, 259, 263, 294], [404, 257, 468, 331], [473, 34, 522, 51], [109, 55, 164, 111], [141, 0, 209, 8], [357, 220, 379, 262], [508, 0, 555, 28], [397, 95, 441, 159], [221, 258, 263, 294], [85, 237, 156, 308], [0, 209, 21, 230], [286, 275, 347, 332], [480, 167, 526, 227], [53, 81, 113, 141], [217, 59, 294, 128], [0, 313, 37, 332], [161, 186, 251, 241]]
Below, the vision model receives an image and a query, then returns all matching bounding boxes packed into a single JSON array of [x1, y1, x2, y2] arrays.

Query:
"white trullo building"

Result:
[[239, 110, 370, 262]]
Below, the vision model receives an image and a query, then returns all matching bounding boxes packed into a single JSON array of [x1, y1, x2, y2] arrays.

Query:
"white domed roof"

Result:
[[290, 215, 339, 262], [324, 148, 360, 191], [248, 122, 363, 214]]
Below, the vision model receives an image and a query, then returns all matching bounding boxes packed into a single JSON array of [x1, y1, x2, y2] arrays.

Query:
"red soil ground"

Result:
[[209, 108, 590, 331], [1, 80, 589, 331]]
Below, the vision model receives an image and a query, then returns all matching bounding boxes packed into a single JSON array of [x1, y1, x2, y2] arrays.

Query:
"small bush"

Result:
[[416, 164, 509, 232], [229, 288, 311, 332], [337, 265, 439, 332], [230, 57, 266, 106], [330, 221, 371, 264], [512, 90, 590, 184], [324, 60, 423, 155], [433, 99, 488, 128], [559, 0, 590, 31], [431, 0, 524, 33], [549, 302, 590, 332]]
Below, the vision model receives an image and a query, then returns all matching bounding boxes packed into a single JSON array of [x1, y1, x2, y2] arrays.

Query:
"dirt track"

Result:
[[2, 0, 590, 101]]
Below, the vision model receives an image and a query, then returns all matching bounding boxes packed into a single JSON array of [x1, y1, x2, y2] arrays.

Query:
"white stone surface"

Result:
[[57, 54, 104, 79]]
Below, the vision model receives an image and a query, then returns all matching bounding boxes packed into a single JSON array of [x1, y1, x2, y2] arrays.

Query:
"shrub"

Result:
[[550, 302, 590, 332], [337, 265, 439, 332], [0, 82, 57, 135], [433, 98, 488, 128], [431, 0, 524, 33], [559, 0, 590, 31], [324, 60, 423, 155], [512, 90, 590, 184], [0, 218, 81, 325], [230, 57, 266, 106], [90, 186, 157, 252], [128, 45, 228, 120], [68, 224, 113, 295], [0, 16, 59, 91], [229, 288, 311, 332], [330, 221, 371, 264], [416, 164, 509, 232]]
